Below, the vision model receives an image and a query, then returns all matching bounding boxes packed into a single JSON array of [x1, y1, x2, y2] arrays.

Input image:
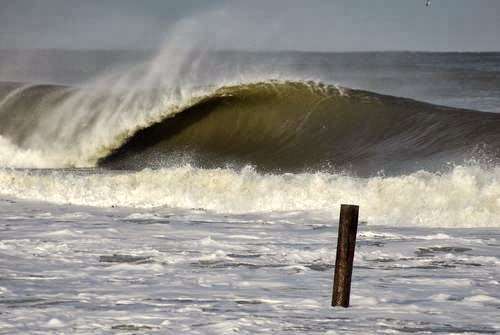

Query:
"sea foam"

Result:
[[1, 164, 499, 228]]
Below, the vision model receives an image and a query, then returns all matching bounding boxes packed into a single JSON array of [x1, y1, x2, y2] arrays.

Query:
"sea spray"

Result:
[[0, 16, 287, 169]]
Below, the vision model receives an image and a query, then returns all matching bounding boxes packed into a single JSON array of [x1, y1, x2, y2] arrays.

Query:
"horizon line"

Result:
[[1, 47, 500, 54]]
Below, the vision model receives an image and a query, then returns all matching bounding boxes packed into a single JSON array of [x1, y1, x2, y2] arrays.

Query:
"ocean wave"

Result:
[[1, 80, 500, 173]]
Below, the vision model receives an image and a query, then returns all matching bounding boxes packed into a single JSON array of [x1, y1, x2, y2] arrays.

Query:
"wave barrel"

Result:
[[332, 204, 359, 308]]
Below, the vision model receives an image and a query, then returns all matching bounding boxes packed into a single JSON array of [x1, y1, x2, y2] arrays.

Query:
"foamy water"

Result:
[[1, 164, 500, 228], [0, 200, 499, 334]]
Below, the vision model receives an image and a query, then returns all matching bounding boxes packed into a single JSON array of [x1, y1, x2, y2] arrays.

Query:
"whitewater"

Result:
[[1, 46, 500, 333], [1, 164, 500, 228]]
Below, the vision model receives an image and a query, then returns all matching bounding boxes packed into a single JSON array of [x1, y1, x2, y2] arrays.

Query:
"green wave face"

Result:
[[99, 81, 500, 174]]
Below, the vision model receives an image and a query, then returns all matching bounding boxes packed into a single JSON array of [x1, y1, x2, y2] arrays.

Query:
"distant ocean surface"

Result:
[[0, 50, 499, 334]]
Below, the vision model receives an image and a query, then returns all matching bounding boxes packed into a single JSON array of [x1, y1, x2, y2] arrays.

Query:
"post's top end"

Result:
[[340, 204, 359, 209]]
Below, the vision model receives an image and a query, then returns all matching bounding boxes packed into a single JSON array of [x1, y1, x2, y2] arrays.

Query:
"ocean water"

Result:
[[1, 50, 500, 334]]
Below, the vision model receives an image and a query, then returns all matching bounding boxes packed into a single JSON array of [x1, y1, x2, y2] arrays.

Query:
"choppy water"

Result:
[[1, 200, 499, 334]]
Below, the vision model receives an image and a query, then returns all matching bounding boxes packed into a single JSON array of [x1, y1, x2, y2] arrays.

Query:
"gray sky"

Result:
[[1, 0, 499, 51]]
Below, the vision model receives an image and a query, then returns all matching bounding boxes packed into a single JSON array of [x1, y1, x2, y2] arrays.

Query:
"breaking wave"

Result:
[[1, 164, 500, 228], [2, 78, 500, 227], [1, 80, 500, 174]]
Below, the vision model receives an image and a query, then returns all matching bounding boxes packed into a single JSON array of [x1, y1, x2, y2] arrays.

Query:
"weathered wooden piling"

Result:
[[332, 204, 359, 308]]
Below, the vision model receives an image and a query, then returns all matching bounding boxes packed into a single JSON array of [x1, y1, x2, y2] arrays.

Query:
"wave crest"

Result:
[[1, 80, 500, 173]]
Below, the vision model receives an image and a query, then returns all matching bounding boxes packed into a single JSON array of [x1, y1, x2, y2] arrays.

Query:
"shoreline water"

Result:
[[1, 198, 499, 334]]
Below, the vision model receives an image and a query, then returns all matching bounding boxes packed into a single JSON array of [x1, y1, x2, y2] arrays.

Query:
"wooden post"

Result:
[[332, 204, 359, 308]]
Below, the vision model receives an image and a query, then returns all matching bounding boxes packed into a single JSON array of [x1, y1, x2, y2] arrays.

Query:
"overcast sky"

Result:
[[1, 0, 499, 51]]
